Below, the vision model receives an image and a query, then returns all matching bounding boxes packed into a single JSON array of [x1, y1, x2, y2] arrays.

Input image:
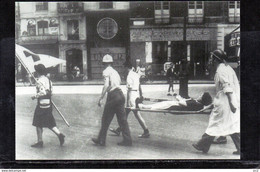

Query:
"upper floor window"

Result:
[[188, 1, 204, 23], [67, 20, 79, 40], [36, 2, 48, 11], [100, 2, 113, 9], [27, 19, 36, 36], [37, 21, 49, 35], [154, 1, 170, 24], [229, 1, 240, 23], [58, 2, 83, 13]]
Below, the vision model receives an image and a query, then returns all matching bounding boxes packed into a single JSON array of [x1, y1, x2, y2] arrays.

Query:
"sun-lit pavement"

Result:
[[15, 84, 240, 160]]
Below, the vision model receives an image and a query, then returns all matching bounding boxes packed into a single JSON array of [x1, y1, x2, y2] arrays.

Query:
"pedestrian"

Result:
[[192, 49, 240, 155], [31, 64, 65, 148], [179, 59, 190, 98], [92, 54, 132, 146], [166, 63, 176, 96], [109, 61, 150, 138]]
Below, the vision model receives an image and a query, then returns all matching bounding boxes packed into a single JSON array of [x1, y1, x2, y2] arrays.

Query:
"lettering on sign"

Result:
[[90, 48, 126, 79], [130, 28, 183, 42], [186, 28, 211, 41], [229, 32, 240, 47]]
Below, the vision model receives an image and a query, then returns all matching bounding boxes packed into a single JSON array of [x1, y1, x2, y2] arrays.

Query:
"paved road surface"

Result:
[[16, 84, 239, 160]]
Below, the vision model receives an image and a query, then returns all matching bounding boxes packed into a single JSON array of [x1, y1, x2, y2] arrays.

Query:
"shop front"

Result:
[[130, 27, 218, 80]]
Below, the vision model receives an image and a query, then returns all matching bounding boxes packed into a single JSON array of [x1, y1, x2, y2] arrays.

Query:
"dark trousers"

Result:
[[196, 133, 240, 153], [179, 76, 189, 98], [168, 78, 174, 92], [98, 88, 132, 144]]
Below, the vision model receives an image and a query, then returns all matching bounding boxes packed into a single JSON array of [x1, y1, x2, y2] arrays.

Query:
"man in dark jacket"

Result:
[[166, 63, 176, 96]]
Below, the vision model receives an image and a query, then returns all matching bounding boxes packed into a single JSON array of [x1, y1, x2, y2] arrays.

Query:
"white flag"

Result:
[[15, 44, 66, 73]]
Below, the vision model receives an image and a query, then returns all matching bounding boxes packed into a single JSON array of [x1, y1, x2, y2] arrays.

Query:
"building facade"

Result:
[[15, 1, 240, 81], [16, 2, 129, 80], [129, 1, 240, 80]]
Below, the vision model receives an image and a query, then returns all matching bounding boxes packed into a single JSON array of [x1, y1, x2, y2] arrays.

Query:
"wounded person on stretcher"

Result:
[[138, 92, 212, 111]]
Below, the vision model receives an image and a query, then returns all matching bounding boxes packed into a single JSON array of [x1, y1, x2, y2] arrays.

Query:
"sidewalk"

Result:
[[15, 79, 214, 87]]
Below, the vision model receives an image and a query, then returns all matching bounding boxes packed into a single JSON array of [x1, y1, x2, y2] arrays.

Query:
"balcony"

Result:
[[188, 17, 204, 24], [18, 35, 59, 44], [229, 16, 240, 23], [130, 17, 184, 26], [57, 2, 84, 14], [204, 16, 227, 23]]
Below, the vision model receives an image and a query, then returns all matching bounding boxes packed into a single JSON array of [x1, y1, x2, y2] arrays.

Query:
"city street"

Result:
[[15, 84, 240, 160]]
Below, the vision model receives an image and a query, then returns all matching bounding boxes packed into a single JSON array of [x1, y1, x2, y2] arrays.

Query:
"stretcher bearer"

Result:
[[110, 62, 150, 138], [192, 49, 240, 155], [92, 54, 132, 146], [31, 64, 65, 148]]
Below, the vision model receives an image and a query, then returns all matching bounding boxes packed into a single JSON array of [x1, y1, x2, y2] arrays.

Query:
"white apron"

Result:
[[205, 64, 240, 136]]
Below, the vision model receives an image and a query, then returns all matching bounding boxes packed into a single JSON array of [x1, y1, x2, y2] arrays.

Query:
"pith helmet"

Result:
[[102, 54, 113, 63], [211, 49, 227, 61]]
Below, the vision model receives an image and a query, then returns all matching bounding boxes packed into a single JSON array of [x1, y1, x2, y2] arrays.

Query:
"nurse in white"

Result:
[[192, 49, 240, 155]]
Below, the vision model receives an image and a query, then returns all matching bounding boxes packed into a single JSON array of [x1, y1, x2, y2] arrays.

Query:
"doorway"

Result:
[[189, 41, 207, 79], [66, 48, 83, 77]]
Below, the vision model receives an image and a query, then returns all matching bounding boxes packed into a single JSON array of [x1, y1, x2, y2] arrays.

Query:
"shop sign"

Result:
[[186, 28, 211, 41], [90, 48, 126, 79], [49, 18, 59, 35], [229, 32, 240, 47], [130, 28, 183, 42]]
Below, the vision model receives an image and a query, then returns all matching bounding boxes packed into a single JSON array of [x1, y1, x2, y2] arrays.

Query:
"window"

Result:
[[154, 1, 170, 24], [37, 21, 49, 35], [58, 2, 83, 13], [67, 20, 79, 40], [100, 2, 113, 9], [188, 1, 204, 23], [27, 19, 36, 36], [36, 2, 48, 11], [229, 1, 240, 23], [97, 18, 118, 40]]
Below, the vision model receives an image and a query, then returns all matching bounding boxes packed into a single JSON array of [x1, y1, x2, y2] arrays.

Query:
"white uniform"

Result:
[[205, 63, 240, 136], [35, 75, 52, 108], [103, 66, 121, 92], [126, 70, 140, 107]]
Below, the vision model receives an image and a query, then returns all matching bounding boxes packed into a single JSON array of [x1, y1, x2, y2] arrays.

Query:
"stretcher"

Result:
[[126, 97, 211, 115], [125, 107, 211, 115]]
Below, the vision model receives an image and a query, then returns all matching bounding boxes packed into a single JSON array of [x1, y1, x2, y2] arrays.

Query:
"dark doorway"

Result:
[[190, 41, 207, 79], [66, 48, 83, 77]]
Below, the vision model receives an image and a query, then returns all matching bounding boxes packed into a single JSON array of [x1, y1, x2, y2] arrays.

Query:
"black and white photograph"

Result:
[[14, 1, 241, 160]]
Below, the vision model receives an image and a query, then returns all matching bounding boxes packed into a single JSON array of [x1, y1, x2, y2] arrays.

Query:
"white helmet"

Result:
[[102, 54, 113, 63]]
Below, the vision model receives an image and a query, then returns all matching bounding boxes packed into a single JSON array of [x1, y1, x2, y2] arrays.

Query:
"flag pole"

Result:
[[16, 52, 70, 127]]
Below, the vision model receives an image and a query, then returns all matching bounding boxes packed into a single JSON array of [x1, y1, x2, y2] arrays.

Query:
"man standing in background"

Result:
[[166, 63, 176, 96]]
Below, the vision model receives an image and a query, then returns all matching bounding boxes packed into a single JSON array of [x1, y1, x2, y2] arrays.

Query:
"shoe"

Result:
[[212, 137, 227, 144], [117, 141, 132, 146], [109, 128, 120, 136], [167, 93, 172, 96], [138, 130, 150, 138], [192, 143, 208, 153], [233, 150, 240, 155], [92, 138, 105, 146], [58, 133, 65, 146], [172, 93, 177, 96], [31, 141, 43, 148]]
